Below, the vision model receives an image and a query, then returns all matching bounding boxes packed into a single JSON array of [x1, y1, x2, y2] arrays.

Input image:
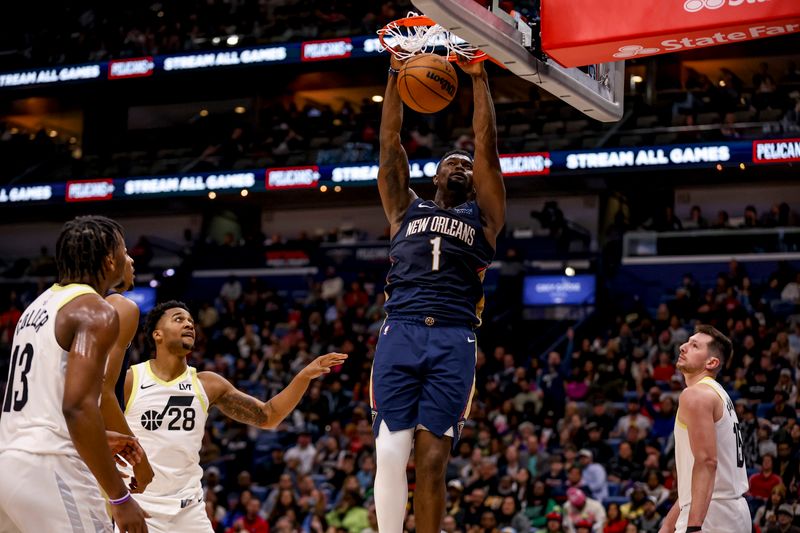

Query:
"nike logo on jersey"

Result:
[[140, 383, 156, 390], [419, 203, 436, 209], [467, 337, 476, 343]]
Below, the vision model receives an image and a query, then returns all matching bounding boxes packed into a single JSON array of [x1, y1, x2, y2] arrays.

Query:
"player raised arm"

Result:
[[378, 51, 418, 236], [102, 293, 154, 493], [681, 385, 720, 530], [200, 352, 348, 429], [58, 295, 148, 532], [457, 60, 505, 245]]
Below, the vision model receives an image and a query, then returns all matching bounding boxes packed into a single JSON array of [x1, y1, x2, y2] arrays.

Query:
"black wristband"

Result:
[[686, 526, 702, 532], [388, 66, 400, 75]]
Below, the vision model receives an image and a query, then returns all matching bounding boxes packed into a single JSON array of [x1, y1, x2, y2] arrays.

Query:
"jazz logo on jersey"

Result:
[[141, 395, 195, 431]]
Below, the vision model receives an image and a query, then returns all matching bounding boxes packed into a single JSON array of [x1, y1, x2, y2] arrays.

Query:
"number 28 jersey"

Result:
[[124, 361, 208, 499], [0, 283, 98, 456], [384, 198, 494, 327]]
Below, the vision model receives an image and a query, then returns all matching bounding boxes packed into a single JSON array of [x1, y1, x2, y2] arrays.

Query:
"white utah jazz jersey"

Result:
[[0, 283, 98, 456], [124, 361, 208, 500], [675, 377, 749, 508]]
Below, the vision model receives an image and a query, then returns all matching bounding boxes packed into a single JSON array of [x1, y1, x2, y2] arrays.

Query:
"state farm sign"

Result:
[[541, 0, 800, 67]]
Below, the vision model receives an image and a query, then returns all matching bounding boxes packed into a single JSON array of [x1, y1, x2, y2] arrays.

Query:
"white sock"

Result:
[[374, 420, 414, 533]]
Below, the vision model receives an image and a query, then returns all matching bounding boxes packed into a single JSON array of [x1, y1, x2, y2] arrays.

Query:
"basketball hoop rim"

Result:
[[377, 14, 504, 67]]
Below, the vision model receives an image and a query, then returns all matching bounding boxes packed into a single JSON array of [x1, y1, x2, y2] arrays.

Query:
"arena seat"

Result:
[[756, 403, 774, 419]]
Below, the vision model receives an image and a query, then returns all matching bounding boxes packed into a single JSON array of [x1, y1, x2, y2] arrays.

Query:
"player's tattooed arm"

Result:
[[215, 388, 273, 428], [200, 353, 346, 430], [199, 372, 274, 429], [378, 50, 417, 236]]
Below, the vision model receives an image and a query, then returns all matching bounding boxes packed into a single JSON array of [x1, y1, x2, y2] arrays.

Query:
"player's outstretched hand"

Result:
[[455, 57, 486, 77], [111, 497, 150, 533], [389, 46, 408, 72], [300, 352, 348, 380], [106, 430, 144, 466]]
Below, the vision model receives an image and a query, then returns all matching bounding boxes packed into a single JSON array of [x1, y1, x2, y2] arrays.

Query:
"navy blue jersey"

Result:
[[384, 198, 495, 326]]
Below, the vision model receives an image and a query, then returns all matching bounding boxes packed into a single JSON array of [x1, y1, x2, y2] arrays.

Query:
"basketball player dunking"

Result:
[[120, 301, 346, 532], [373, 55, 505, 533], [0, 216, 148, 533], [659, 325, 751, 533], [102, 253, 155, 493]]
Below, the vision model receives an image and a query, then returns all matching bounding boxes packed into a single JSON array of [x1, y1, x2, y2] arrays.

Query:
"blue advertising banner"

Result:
[[0, 35, 392, 90], [0, 139, 795, 205]]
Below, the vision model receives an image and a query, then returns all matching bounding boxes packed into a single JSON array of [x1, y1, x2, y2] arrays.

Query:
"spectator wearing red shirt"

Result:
[[749, 454, 783, 501], [227, 499, 269, 533], [343, 281, 369, 308], [652, 351, 676, 382], [603, 502, 628, 533], [0, 299, 21, 347]]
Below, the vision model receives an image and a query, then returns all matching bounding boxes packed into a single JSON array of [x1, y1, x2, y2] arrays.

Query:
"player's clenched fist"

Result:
[[299, 353, 348, 380]]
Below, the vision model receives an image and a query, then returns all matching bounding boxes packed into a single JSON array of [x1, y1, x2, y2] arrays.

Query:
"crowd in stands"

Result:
[[639, 203, 800, 233], [3, 244, 799, 532], [2, 0, 799, 186], [2, 55, 799, 185], [1, 1, 412, 70]]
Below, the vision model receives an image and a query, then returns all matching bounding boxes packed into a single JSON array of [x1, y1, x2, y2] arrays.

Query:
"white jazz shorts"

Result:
[[114, 491, 212, 533], [0, 449, 111, 533]]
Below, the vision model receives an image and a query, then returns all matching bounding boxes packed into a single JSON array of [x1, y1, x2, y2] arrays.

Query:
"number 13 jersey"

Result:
[[124, 361, 208, 499], [0, 283, 99, 456], [675, 376, 749, 508], [384, 199, 494, 327]]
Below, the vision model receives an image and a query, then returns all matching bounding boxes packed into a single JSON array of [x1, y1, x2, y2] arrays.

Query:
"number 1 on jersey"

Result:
[[430, 236, 442, 271]]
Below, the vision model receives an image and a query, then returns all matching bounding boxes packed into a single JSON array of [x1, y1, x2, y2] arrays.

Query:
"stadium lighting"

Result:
[[234, 106, 246, 114], [149, 280, 159, 288], [630, 75, 643, 84], [227, 35, 240, 46], [212, 37, 221, 45], [320, 185, 328, 192], [334, 186, 342, 192], [716, 164, 723, 171], [208, 191, 217, 199], [719, 80, 727, 87], [199, 109, 209, 117], [48, 130, 58, 138], [164, 268, 175, 277], [564, 266, 576, 277], [240, 189, 249, 197], [371, 95, 384, 103], [739, 163, 746, 170]]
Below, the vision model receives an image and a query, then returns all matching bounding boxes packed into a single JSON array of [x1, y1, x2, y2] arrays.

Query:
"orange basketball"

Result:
[[397, 53, 458, 114]]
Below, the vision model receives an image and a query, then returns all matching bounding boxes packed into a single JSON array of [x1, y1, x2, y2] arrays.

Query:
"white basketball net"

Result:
[[378, 12, 484, 62]]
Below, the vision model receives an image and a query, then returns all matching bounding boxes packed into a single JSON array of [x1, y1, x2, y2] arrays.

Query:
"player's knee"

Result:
[[415, 448, 449, 479]]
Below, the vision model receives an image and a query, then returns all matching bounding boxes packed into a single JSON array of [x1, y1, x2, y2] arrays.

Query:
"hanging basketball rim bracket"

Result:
[[412, 0, 625, 122]]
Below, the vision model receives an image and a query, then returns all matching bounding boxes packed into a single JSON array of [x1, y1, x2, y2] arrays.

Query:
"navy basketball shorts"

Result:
[[370, 316, 477, 444]]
